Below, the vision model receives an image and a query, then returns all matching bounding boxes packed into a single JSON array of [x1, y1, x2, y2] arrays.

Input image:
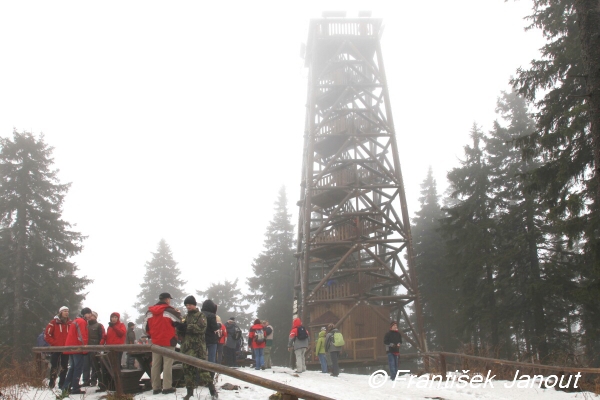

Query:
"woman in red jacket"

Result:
[[216, 315, 227, 364], [106, 312, 126, 370], [248, 318, 266, 370], [106, 312, 126, 345]]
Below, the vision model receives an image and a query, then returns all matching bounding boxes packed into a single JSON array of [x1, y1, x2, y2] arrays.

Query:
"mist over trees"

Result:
[[133, 239, 186, 323], [0, 0, 596, 371], [413, 0, 600, 365], [196, 279, 253, 330], [247, 187, 295, 365], [0, 131, 90, 359]]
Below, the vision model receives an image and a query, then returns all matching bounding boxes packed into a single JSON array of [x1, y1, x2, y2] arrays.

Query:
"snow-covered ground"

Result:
[[10, 367, 597, 400]]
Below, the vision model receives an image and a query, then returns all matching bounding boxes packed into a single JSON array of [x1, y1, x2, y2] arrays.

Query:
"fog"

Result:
[[0, 1, 544, 324]]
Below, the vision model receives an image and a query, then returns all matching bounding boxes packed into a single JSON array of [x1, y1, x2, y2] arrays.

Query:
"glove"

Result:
[[173, 321, 185, 330], [108, 322, 114, 327]]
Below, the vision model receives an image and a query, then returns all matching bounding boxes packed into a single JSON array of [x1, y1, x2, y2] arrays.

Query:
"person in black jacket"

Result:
[[383, 321, 402, 380], [200, 299, 220, 366]]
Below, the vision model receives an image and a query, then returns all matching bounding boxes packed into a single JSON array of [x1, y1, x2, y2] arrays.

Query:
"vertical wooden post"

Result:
[[373, 338, 376, 360], [439, 353, 447, 380], [108, 351, 124, 396]]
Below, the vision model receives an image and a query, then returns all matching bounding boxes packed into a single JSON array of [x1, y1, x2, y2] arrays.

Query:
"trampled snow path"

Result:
[[12, 367, 595, 400]]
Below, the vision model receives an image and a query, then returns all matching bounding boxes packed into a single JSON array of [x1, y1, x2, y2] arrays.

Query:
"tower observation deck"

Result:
[[295, 14, 426, 364]]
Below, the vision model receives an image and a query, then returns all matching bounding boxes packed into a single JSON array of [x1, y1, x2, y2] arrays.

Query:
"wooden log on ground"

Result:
[[33, 345, 335, 400]]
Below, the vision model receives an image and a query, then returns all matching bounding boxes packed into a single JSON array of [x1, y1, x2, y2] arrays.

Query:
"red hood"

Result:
[[149, 303, 169, 316], [292, 318, 302, 328], [110, 312, 121, 322]]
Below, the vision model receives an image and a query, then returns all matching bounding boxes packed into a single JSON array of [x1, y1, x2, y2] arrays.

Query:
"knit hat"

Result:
[[228, 317, 235, 321], [128, 322, 135, 327], [159, 292, 172, 300], [321, 327, 327, 331], [81, 307, 92, 316], [59, 306, 69, 312], [92, 311, 98, 318], [184, 295, 197, 306]]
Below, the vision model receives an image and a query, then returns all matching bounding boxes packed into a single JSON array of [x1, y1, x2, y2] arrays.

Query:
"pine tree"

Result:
[[412, 167, 458, 351], [247, 186, 295, 365], [133, 239, 186, 323], [196, 279, 253, 330], [0, 130, 90, 358]]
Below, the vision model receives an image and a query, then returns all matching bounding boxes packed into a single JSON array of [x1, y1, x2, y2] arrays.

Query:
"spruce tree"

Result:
[[197, 279, 253, 330], [412, 167, 458, 351], [485, 90, 549, 360], [441, 124, 500, 352], [247, 186, 295, 365], [511, 0, 600, 365], [133, 239, 186, 323], [0, 130, 90, 359]]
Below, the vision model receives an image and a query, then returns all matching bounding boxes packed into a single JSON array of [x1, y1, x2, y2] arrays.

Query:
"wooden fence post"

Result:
[[439, 353, 447, 380]]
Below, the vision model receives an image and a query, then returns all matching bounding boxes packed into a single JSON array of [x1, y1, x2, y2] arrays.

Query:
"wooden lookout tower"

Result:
[[295, 12, 426, 365]]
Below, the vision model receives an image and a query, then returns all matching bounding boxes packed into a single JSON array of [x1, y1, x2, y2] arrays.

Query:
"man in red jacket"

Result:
[[44, 306, 71, 389], [144, 293, 182, 395], [61, 307, 93, 394]]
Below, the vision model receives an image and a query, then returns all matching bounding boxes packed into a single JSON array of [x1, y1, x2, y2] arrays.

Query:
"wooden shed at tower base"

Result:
[[305, 302, 391, 366]]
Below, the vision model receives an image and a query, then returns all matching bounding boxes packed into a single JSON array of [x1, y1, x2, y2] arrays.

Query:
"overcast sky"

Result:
[[0, 1, 544, 325]]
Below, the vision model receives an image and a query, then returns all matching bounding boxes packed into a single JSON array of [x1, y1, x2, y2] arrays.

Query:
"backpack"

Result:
[[333, 332, 345, 347], [233, 326, 242, 341], [296, 325, 308, 340], [254, 328, 265, 344]]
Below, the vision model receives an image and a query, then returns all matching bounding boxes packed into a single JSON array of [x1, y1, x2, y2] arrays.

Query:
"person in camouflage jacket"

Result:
[[175, 296, 218, 400]]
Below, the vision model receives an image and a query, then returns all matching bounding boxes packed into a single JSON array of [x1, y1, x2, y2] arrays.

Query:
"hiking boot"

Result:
[[162, 388, 176, 394], [183, 387, 194, 400], [152, 389, 162, 395]]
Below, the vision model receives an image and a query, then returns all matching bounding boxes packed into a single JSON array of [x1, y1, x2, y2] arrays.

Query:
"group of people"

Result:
[[291, 318, 403, 380], [143, 293, 218, 400], [288, 318, 344, 377], [41, 293, 404, 398], [43, 306, 136, 395]]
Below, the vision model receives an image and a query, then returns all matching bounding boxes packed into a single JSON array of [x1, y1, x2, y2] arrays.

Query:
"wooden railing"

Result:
[[312, 276, 379, 301], [312, 281, 353, 301], [318, 63, 371, 87], [306, 337, 378, 362], [316, 21, 377, 37], [317, 112, 375, 137], [312, 215, 383, 244], [33, 345, 335, 400], [347, 337, 378, 360]]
